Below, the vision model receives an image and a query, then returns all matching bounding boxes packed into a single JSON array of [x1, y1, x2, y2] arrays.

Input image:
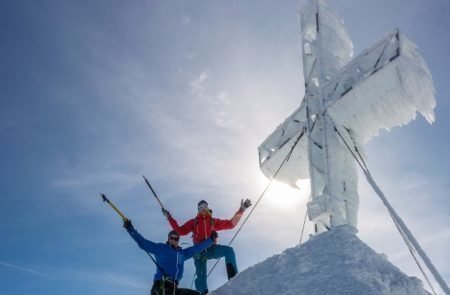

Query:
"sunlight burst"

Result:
[[264, 179, 311, 210]]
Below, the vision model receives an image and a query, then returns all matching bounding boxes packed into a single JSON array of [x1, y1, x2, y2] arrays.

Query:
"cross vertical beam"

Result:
[[300, 0, 356, 232], [259, 0, 435, 234]]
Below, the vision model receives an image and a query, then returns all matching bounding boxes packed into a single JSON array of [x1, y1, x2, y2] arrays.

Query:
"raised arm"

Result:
[[214, 209, 244, 231], [124, 219, 160, 254], [183, 236, 214, 260], [214, 199, 252, 231], [167, 215, 195, 236]]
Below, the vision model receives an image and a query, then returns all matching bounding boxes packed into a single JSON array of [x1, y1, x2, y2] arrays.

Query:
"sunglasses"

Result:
[[198, 204, 209, 210], [169, 236, 180, 241]]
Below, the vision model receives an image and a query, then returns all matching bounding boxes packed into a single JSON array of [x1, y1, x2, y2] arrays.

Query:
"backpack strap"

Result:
[[192, 217, 215, 232]]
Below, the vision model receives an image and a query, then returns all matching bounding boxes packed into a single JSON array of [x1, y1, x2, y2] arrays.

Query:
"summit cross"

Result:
[[258, 0, 436, 233]]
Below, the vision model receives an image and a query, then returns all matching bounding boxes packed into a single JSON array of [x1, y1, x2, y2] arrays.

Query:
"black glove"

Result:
[[210, 230, 218, 240], [123, 219, 134, 231], [240, 199, 252, 211], [162, 208, 170, 218]]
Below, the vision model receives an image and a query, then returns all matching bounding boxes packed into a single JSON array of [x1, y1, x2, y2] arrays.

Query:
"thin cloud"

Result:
[[188, 72, 240, 128], [0, 261, 55, 280], [398, 172, 434, 192], [59, 267, 149, 290], [190, 70, 209, 95], [213, 91, 239, 127], [215, 91, 231, 105], [50, 171, 140, 190], [93, 271, 149, 290], [215, 111, 233, 127]]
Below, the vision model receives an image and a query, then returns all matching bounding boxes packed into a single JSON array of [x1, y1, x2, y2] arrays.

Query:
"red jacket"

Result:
[[168, 209, 244, 244]]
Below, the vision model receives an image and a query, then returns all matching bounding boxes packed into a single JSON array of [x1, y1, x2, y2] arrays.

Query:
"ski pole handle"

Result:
[[100, 193, 128, 221], [142, 175, 165, 209]]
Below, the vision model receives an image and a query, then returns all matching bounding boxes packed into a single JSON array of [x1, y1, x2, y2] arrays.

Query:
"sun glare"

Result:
[[264, 179, 311, 210]]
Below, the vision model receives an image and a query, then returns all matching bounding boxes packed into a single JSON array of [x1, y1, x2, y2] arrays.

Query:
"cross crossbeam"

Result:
[[259, 0, 435, 233]]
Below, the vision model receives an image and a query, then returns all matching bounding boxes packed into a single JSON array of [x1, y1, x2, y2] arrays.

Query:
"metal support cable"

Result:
[[299, 193, 312, 245], [391, 215, 437, 295], [207, 128, 307, 277], [327, 113, 448, 295]]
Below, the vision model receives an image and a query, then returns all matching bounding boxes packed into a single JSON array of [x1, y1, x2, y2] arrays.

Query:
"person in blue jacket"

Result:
[[123, 219, 215, 295]]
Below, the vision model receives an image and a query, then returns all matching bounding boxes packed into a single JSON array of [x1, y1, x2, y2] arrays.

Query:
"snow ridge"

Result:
[[212, 226, 430, 295]]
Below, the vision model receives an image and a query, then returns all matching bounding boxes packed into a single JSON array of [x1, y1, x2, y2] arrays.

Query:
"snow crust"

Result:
[[258, 1, 435, 230], [212, 226, 430, 295], [300, 0, 353, 81], [327, 31, 436, 144], [258, 103, 309, 187], [259, 29, 436, 186]]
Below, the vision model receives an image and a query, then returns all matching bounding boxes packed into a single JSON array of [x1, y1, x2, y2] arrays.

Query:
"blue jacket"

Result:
[[127, 227, 213, 282]]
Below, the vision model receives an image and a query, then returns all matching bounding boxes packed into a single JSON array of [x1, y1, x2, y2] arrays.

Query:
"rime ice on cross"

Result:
[[258, 0, 435, 233]]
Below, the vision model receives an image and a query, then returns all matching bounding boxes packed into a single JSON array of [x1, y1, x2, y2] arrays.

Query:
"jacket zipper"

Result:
[[196, 222, 199, 242], [173, 251, 179, 295], [174, 251, 179, 282]]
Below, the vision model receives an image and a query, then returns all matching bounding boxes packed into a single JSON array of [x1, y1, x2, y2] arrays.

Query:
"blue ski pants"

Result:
[[194, 244, 238, 293]]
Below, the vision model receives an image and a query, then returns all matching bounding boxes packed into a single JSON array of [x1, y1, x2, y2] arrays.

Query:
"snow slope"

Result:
[[212, 226, 430, 295]]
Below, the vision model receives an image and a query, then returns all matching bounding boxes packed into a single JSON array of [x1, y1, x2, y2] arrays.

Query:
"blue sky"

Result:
[[0, 0, 449, 294]]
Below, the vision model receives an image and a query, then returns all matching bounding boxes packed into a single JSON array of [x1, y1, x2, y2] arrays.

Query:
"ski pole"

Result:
[[142, 175, 165, 209], [100, 194, 167, 276], [100, 193, 128, 221]]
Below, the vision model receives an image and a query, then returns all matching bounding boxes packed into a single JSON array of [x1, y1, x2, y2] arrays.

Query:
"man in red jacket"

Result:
[[163, 199, 252, 295]]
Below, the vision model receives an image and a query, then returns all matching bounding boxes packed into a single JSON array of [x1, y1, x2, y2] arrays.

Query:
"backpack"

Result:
[[192, 216, 215, 232], [193, 216, 215, 233]]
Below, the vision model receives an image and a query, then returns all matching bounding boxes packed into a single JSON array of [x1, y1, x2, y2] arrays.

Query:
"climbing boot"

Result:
[[226, 263, 237, 280]]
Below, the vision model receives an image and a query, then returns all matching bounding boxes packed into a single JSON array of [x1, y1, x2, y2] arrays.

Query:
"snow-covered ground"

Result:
[[212, 225, 430, 295]]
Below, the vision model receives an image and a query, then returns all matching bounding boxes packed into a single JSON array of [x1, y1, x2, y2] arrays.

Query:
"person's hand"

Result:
[[162, 208, 170, 218], [210, 230, 218, 240], [123, 218, 134, 231], [240, 199, 252, 211]]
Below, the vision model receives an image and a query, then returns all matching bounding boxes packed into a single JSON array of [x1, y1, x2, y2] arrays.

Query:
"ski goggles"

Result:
[[198, 203, 209, 211]]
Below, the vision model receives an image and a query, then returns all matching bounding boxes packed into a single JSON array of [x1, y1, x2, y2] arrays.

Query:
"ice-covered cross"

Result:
[[258, 0, 436, 233]]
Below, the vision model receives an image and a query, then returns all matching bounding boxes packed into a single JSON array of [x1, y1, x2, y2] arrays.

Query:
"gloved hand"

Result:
[[162, 208, 170, 218], [240, 199, 252, 211], [123, 218, 134, 231], [210, 230, 218, 241]]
